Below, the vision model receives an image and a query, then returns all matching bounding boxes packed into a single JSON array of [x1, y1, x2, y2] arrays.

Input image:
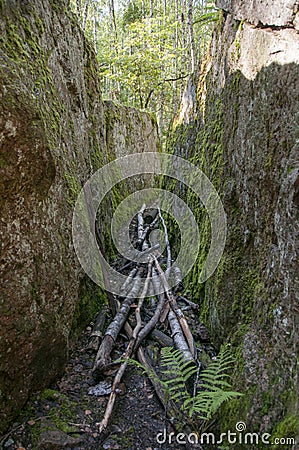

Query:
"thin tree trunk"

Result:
[[172, 0, 180, 112], [76, 0, 81, 19], [187, 0, 195, 72], [82, 0, 90, 31], [150, 0, 154, 18], [109, 0, 118, 40], [180, 0, 187, 97], [93, 13, 97, 52]]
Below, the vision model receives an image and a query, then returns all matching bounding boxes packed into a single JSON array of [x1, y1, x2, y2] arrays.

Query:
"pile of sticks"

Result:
[[89, 205, 201, 437]]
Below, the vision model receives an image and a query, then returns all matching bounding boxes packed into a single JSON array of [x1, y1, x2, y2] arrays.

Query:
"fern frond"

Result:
[[161, 347, 197, 383], [130, 344, 242, 424]]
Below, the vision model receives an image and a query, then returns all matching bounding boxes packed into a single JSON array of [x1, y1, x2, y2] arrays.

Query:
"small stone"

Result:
[[102, 439, 120, 449], [27, 420, 36, 426], [110, 424, 122, 434], [88, 381, 112, 396], [85, 409, 92, 415], [37, 429, 82, 449], [115, 382, 126, 395]]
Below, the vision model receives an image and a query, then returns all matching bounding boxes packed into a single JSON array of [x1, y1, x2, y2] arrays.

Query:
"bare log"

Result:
[[158, 207, 171, 271], [134, 267, 166, 350], [172, 263, 184, 292], [153, 257, 196, 359], [93, 272, 142, 376], [166, 291, 196, 358], [159, 301, 170, 324], [168, 309, 194, 361], [150, 329, 173, 347], [122, 313, 202, 450], [172, 263, 182, 285], [98, 263, 152, 432], [178, 295, 199, 310], [137, 203, 146, 239], [152, 255, 193, 361], [120, 266, 138, 296], [87, 306, 109, 352]]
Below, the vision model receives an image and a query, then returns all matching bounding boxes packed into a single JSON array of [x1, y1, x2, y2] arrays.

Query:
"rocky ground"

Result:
[[1, 211, 216, 450], [0, 311, 212, 450]]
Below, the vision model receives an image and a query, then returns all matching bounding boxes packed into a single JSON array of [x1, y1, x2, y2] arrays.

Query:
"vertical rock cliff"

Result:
[[0, 0, 158, 432], [168, 0, 299, 441]]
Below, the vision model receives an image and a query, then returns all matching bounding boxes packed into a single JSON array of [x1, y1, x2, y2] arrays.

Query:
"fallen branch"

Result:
[[87, 306, 109, 352], [112, 303, 202, 449], [98, 262, 152, 432], [168, 309, 194, 361], [178, 295, 199, 310], [93, 271, 142, 376], [150, 329, 174, 347], [90, 205, 202, 446], [134, 269, 167, 350], [120, 266, 138, 296], [158, 207, 171, 271], [153, 257, 196, 359], [137, 203, 146, 239], [134, 294, 166, 350], [135, 211, 159, 249]]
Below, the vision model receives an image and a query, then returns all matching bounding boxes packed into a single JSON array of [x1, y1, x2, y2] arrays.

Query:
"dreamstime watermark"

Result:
[[156, 422, 296, 446], [72, 152, 227, 296]]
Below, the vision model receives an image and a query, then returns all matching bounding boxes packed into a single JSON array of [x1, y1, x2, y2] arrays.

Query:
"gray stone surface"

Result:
[[168, 0, 299, 438], [216, 0, 298, 27], [0, 0, 158, 432]]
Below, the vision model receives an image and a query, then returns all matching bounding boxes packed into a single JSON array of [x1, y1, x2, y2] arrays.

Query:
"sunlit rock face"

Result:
[[0, 0, 158, 432], [217, 0, 299, 28], [167, 0, 299, 441]]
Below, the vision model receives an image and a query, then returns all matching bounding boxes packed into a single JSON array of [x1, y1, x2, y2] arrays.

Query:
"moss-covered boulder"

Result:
[[0, 0, 158, 432], [166, 0, 299, 444]]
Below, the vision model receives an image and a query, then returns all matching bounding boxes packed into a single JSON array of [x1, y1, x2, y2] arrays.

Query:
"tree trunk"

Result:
[[187, 0, 195, 72], [76, 0, 81, 19], [109, 0, 118, 40], [93, 13, 97, 52], [150, 0, 154, 18], [82, 0, 90, 31]]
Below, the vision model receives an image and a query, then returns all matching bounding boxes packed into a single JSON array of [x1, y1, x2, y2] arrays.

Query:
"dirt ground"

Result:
[[0, 324, 188, 450]]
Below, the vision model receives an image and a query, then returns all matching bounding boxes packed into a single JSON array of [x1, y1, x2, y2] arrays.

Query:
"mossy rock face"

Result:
[[165, 4, 299, 444], [0, 0, 159, 434]]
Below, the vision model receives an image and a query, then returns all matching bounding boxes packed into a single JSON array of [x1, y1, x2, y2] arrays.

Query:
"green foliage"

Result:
[[184, 346, 242, 420], [160, 347, 198, 404], [70, 0, 218, 138], [123, 0, 144, 27], [271, 414, 299, 447], [101, 17, 180, 110], [193, 2, 220, 27], [130, 344, 242, 422]]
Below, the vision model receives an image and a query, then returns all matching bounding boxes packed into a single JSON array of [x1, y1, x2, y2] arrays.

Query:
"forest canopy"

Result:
[[71, 0, 219, 135]]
